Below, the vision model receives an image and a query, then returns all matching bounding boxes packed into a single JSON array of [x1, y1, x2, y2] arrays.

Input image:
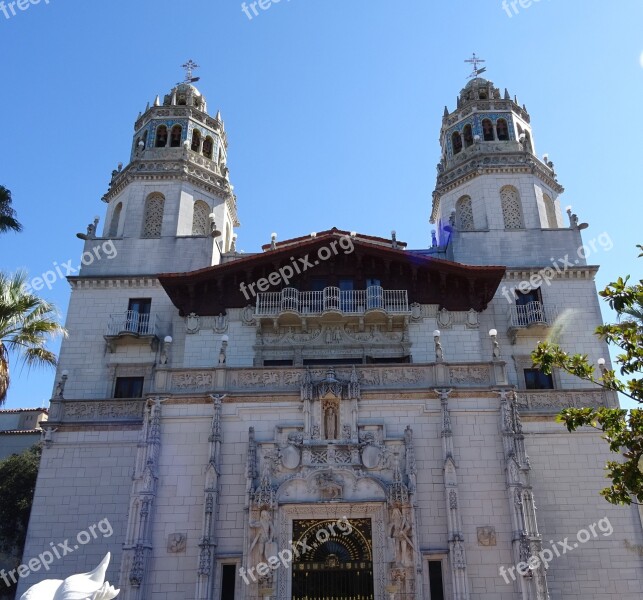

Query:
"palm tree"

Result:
[[0, 271, 66, 404], [0, 185, 23, 234]]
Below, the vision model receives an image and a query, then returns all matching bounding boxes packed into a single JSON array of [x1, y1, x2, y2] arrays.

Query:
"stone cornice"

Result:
[[68, 276, 161, 289], [503, 266, 599, 281]]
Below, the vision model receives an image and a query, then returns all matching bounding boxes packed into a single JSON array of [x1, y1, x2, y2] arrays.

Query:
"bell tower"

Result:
[[431, 57, 571, 268], [80, 62, 240, 277]]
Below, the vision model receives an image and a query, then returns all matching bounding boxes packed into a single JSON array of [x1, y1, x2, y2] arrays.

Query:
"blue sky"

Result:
[[0, 0, 640, 409]]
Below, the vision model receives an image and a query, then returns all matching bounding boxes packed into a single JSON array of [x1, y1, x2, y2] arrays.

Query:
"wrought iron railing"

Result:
[[508, 301, 558, 329], [255, 286, 409, 317], [106, 311, 159, 337]]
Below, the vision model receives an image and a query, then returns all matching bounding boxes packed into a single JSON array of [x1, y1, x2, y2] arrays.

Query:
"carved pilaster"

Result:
[[498, 390, 550, 600], [196, 394, 226, 600], [437, 389, 470, 600]]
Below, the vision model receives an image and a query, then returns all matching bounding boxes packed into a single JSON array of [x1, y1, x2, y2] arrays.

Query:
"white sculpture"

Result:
[[20, 553, 119, 600]]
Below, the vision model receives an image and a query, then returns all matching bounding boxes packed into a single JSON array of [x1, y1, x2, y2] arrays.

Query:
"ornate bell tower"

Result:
[[83, 61, 240, 277], [431, 57, 569, 268]]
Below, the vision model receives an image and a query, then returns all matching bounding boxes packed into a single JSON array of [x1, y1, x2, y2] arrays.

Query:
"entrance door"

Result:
[[291, 519, 374, 600]]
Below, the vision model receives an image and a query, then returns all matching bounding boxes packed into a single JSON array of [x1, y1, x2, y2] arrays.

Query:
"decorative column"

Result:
[[437, 389, 470, 600], [499, 390, 550, 600], [123, 397, 164, 600], [195, 394, 226, 600]]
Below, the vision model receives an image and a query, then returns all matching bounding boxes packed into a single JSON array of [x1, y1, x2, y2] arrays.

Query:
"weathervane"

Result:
[[181, 59, 201, 83], [465, 53, 487, 79]]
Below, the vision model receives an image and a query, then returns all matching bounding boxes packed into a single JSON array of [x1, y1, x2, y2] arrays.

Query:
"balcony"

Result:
[[255, 286, 410, 329], [507, 301, 559, 344], [105, 311, 160, 352]]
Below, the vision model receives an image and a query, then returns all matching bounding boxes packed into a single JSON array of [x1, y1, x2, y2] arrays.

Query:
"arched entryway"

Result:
[[291, 518, 374, 600]]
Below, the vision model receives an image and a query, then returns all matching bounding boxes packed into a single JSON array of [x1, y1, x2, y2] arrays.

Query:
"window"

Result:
[[428, 560, 445, 600], [155, 125, 168, 148], [264, 360, 294, 367], [220, 564, 236, 600], [192, 200, 210, 236], [543, 193, 557, 228], [303, 358, 363, 366], [191, 129, 201, 152], [463, 124, 474, 148], [452, 131, 463, 155], [514, 289, 546, 327], [522, 131, 533, 153], [142, 130, 148, 149], [500, 186, 524, 229], [114, 377, 144, 399], [142, 193, 165, 238], [108, 202, 122, 238], [456, 196, 474, 231], [366, 356, 411, 364], [203, 136, 214, 159], [524, 368, 554, 390], [496, 119, 510, 141], [170, 125, 182, 148], [482, 119, 494, 141]]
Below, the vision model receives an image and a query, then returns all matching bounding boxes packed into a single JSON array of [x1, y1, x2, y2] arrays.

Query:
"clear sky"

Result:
[[0, 0, 640, 410]]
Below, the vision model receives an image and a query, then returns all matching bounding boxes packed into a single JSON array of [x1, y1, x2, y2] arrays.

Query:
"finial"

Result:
[[465, 53, 487, 79], [154, 95, 160, 107], [181, 59, 200, 83]]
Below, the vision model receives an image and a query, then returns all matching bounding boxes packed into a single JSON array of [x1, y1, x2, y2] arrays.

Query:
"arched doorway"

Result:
[[291, 519, 374, 600]]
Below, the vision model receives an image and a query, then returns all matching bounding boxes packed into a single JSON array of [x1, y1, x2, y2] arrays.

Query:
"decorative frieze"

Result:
[[48, 399, 145, 424], [516, 389, 613, 411]]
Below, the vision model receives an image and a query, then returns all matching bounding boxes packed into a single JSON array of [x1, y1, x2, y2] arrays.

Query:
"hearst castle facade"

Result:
[[19, 71, 643, 600]]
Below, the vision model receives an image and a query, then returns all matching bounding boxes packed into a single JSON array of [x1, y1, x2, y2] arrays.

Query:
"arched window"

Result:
[[191, 129, 201, 152], [523, 131, 533, 154], [543, 193, 557, 228], [170, 125, 182, 148], [463, 125, 474, 148], [456, 196, 474, 231], [142, 131, 148, 149], [500, 186, 524, 229], [155, 125, 168, 148], [452, 132, 463, 155], [142, 193, 165, 238], [108, 203, 122, 238], [482, 119, 494, 141], [192, 200, 210, 236], [496, 119, 509, 141], [203, 136, 214, 159]]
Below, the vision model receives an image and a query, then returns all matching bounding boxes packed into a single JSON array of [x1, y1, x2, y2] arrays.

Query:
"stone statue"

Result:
[[389, 507, 415, 567], [325, 407, 337, 440], [249, 510, 275, 563], [20, 552, 119, 599]]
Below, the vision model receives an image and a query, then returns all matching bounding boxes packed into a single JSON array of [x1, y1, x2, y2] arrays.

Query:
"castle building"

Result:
[[17, 66, 643, 600]]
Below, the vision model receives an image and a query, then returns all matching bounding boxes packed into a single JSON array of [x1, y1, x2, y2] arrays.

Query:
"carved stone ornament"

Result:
[[477, 527, 497, 547], [213, 312, 228, 334], [186, 312, 200, 334], [410, 302, 423, 322], [437, 308, 452, 328], [281, 445, 301, 470], [241, 305, 256, 326], [167, 532, 187, 553]]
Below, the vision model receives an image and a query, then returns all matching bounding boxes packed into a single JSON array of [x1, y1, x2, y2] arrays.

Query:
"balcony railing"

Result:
[[508, 301, 558, 329], [255, 286, 409, 317], [106, 311, 160, 337]]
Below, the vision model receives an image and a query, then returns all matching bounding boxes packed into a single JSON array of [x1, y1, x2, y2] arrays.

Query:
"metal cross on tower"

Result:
[[181, 59, 200, 83], [465, 53, 487, 79]]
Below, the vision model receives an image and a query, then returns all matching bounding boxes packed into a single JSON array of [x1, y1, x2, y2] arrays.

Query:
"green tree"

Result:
[[0, 271, 66, 404], [0, 444, 42, 600], [0, 186, 22, 234], [531, 245, 643, 505]]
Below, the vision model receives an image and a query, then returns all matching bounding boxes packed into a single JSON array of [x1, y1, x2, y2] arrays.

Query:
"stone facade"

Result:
[[17, 74, 643, 600]]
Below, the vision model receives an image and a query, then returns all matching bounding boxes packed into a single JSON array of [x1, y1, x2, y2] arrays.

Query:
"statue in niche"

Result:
[[389, 507, 415, 567], [249, 510, 275, 563], [325, 406, 338, 440]]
